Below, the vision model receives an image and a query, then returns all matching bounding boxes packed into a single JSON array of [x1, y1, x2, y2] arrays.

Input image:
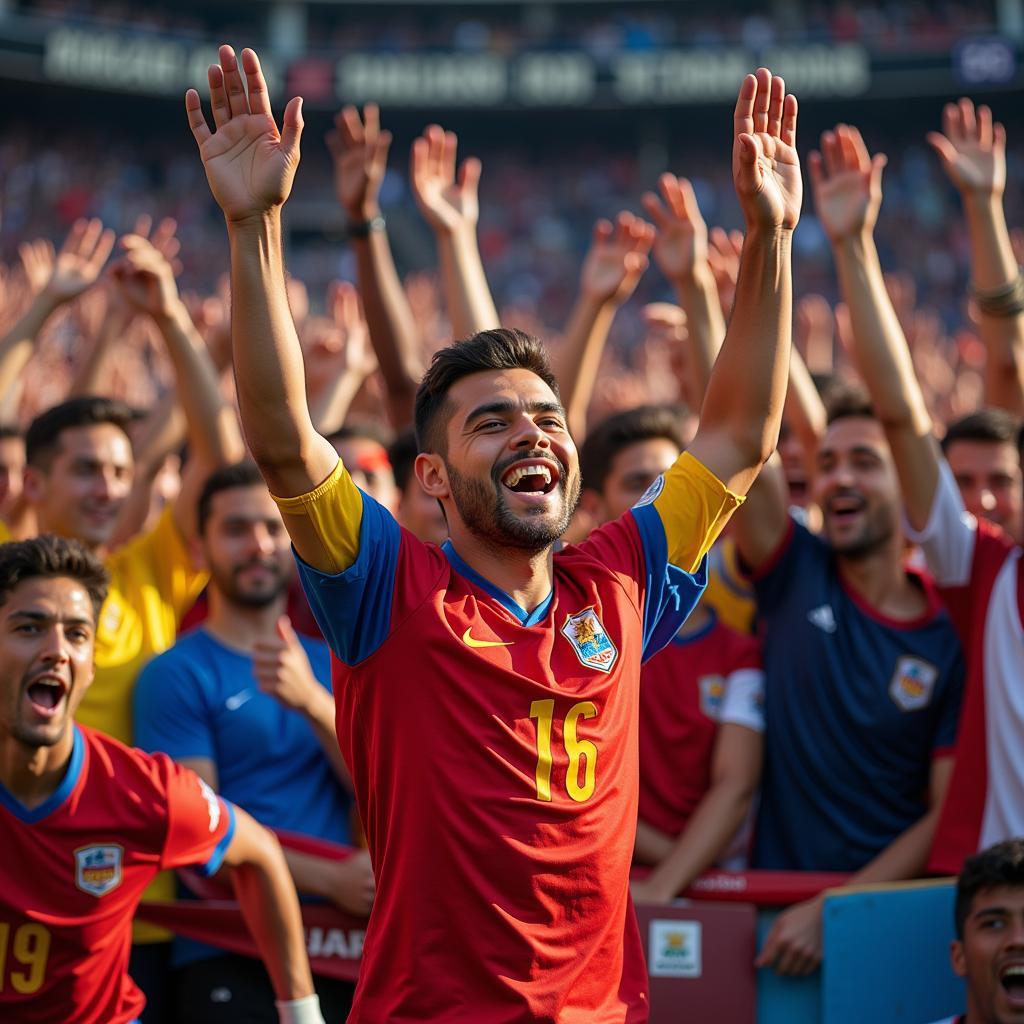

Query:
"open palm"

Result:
[[410, 125, 481, 235], [186, 46, 303, 222], [732, 69, 802, 232], [927, 98, 1005, 198], [809, 125, 885, 243]]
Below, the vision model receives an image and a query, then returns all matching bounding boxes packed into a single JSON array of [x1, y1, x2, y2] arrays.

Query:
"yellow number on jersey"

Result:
[[529, 699, 598, 803], [0, 922, 51, 994]]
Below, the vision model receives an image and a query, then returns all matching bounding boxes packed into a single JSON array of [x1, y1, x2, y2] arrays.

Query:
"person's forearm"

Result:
[[231, 832, 316, 1001], [228, 214, 319, 472], [673, 265, 726, 403], [697, 228, 792, 492], [437, 226, 499, 339], [555, 294, 616, 439], [153, 300, 243, 471], [68, 307, 126, 397], [845, 806, 940, 887], [352, 228, 422, 429], [301, 686, 352, 790], [634, 819, 675, 866], [642, 780, 756, 898], [282, 845, 337, 899], [961, 194, 1024, 414], [0, 289, 61, 403], [833, 232, 931, 431], [784, 346, 827, 480]]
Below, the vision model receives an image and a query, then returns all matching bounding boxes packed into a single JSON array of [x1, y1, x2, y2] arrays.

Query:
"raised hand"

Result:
[[186, 46, 303, 222], [642, 174, 708, 284], [303, 281, 376, 394], [410, 124, 481, 236], [732, 69, 801, 232], [111, 232, 181, 320], [808, 123, 886, 244], [18, 239, 56, 297], [927, 98, 1005, 198], [44, 219, 116, 304], [579, 212, 654, 306], [252, 616, 322, 714], [707, 226, 744, 315], [327, 103, 392, 221]]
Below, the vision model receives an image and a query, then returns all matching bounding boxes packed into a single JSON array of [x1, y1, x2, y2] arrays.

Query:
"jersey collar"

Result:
[[442, 540, 554, 626], [0, 724, 84, 824]]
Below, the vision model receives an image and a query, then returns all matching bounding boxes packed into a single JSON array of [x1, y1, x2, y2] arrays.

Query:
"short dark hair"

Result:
[[0, 535, 109, 620], [825, 384, 876, 426], [941, 408, 1022, 453], [580, 405, 687, 495], [197, 461, 266, 534], [26, 397, 137, 469], [955, 839, 1024, 940], [388, 429, 419, 491], [414, 328, 560, 454]]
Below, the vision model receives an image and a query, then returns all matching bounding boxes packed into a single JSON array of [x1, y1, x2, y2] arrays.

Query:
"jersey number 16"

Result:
[[529, 699, 598, 803]]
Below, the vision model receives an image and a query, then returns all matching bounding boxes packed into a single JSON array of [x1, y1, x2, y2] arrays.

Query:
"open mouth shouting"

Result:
[[499, 457, 562, 503], [24, 672, 70, 720], [826, 492, 867, 525], [999, 961, 1024, 1009]]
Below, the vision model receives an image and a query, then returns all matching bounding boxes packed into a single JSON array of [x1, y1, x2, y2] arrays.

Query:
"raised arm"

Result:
[[686, 70, 800, 496], [554, 212, 653, 437], [187, 46, 342, 568], [0, 220, 114, 405], [928, 99, 1024, 416], [410, 125, 499, 337], [810, 123, 938, 530], [113, 228, 244, 539], [328, 103, 422, 428], [642, 173, 726, 394]]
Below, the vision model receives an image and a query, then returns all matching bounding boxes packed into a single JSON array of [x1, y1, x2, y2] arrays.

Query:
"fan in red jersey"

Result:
[[188, 44, 800, 1022], [0, 535, 324, 1024]]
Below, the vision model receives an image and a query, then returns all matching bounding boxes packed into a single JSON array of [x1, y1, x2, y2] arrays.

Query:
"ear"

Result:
[[950, 938, 966, 978], [21, 465, 46, 506], [415, 452, 450, 501]]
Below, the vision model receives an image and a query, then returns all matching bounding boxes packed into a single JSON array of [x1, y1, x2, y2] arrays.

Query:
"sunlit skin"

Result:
[[23, 425, 134, 553], [331, 436, 398, 514], [778, 425, 810, 508], [946, 439, 1023, 544], [0, 577, 96, 810], [196, 485, 293, 611], [0, 435, 26, 521], [415, 368, 581, 573], [952, 887, 1024, 1024], [812, 417, 901, 559]]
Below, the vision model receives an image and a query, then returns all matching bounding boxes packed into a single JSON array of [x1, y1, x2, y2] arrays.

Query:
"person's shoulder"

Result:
[[136, 628, 213, 681], [79, 724, 172, 793]]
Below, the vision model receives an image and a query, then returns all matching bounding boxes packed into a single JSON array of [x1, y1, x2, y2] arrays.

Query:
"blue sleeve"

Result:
[[631, 503, 708, 662], [197, 801, 236, 877], [295, 491, 403, 665], [933, 646, 965, 752], [133, 649, 215, 762]]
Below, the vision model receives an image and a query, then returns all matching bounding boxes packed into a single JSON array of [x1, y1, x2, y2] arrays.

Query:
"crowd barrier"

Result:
[[137, 834, 965, 1022]]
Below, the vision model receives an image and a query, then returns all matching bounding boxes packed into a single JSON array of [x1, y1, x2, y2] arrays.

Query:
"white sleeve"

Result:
[[718, 667, 765, 734], [903, 459, 977, 588]]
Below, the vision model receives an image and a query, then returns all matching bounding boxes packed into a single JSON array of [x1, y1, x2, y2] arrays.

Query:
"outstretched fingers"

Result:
[[185, 88, 212, 147], [767, 75, 785, 139], [781, 93, 798, 148], [733, 72, 758, 140], [219, 46, 250, 119], [241, 48, 272, 118]]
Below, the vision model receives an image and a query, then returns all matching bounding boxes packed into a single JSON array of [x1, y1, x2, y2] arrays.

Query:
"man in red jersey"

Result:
[[0, 536, 323, 1024], [187, 44, 800, 1022]]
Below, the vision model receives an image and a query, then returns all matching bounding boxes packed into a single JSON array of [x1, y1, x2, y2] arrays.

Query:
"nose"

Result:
[[249, 523, 277, 556], [38, 625, 72, 666], [979, 487, 997, 513], [510, 413, 550, 451]]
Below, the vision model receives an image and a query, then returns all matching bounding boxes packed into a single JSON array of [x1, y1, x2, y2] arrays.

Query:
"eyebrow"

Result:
[[464, 399, 566, 425], [10, 609, 94, 628]]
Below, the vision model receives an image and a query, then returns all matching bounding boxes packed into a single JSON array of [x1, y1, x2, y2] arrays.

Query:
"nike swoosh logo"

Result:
[[225, 690, 255, 711], [462, 628, 513, 649]]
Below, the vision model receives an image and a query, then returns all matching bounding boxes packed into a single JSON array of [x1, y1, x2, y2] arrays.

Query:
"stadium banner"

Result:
[[0, 17, 1017, 106]]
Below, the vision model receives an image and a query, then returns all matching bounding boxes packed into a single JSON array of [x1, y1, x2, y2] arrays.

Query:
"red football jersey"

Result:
[[0, 725, 235, 1023], [638, 614, 763, 839]]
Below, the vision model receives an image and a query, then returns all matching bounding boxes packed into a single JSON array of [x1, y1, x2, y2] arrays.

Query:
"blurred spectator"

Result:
[[134, 463, 367, 1022]]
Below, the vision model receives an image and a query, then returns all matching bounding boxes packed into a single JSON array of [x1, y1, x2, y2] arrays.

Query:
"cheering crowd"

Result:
[[1, 40, 1024, 1024]]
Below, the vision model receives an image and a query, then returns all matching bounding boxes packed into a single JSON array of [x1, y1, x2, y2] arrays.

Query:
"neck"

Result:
[[205, 589, 288, 653], [0, 728, 75, 810], [446, 527, 555, 613], [835, 533, 926, 621]]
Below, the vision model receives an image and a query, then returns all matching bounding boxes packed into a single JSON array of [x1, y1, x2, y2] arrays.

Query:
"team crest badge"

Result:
[[699, 675, 726, 720], [75, 844, 123, 897], [562, 607, 618, 673], [888, 656, 938, 712]]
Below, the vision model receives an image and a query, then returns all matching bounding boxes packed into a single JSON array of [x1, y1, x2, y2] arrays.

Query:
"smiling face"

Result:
[[25, 424, 135, 550], [946, 439, 1023, 543], [812, 416, 901, 559], [416, 368, 581, 553], [954, 886, 1024, 1023], [0, 576, 96, 751]]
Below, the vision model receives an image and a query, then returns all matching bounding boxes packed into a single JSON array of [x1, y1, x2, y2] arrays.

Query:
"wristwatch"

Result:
[[346, 215, 386, 240]]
